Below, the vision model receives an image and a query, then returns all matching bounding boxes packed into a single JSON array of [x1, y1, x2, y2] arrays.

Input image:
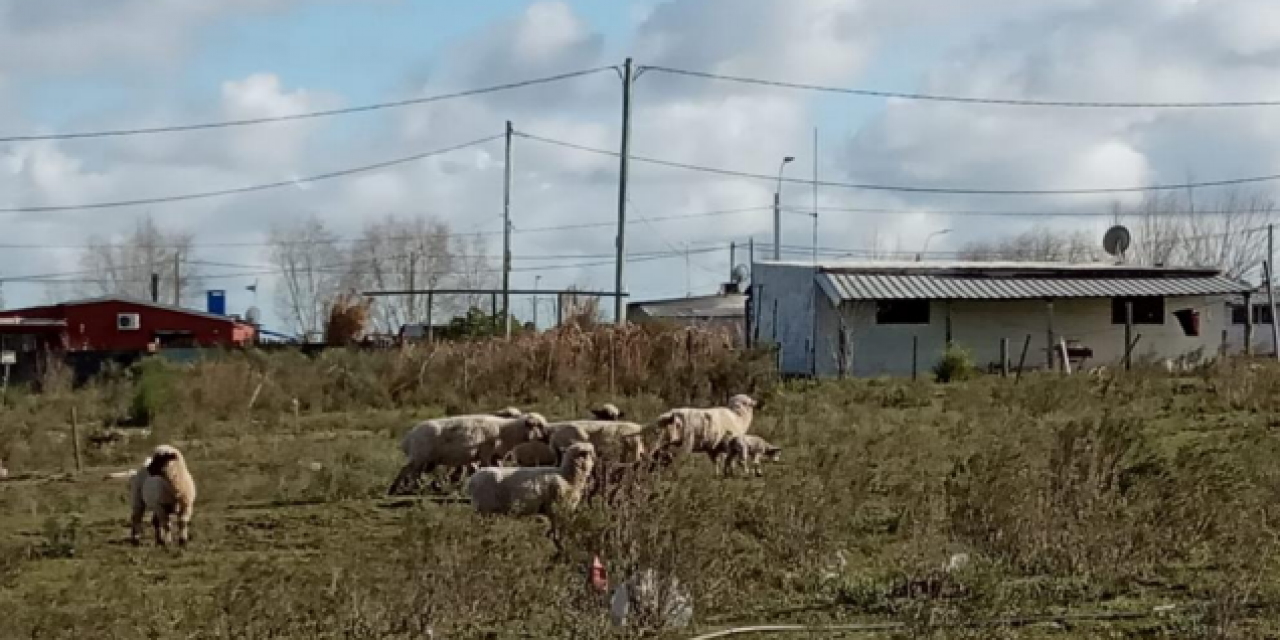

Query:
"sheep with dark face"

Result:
[[128, 444, 197, 546], [388, 412, 549, 495], [465, 442, 596, 516]]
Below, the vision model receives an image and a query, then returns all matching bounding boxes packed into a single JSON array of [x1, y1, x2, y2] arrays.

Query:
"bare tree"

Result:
[[440, 233, 498, 316], [1118, 188, 1274, 279], [264, 215, 345, 337], [343, 214, 455, 333], [957, 226, 1101, 263], [74, 215, 202, 304]]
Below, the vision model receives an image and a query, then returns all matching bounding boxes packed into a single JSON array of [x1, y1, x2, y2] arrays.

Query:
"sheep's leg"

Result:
[[152, 513, 166, 547], [176, 504, 193, 546], [129, 501, 146, 546], [388, 460, 432, 496]]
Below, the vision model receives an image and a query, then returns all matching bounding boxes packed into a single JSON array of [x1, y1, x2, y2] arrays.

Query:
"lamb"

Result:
[[721, 434, 782, 477], [590, 403, 624, 421], [502, 441, 559, 467], [128, 444, 197, 547], [464, 442, 596, 516], [653, 394, 757, 474], [388, 412, 549, 495]]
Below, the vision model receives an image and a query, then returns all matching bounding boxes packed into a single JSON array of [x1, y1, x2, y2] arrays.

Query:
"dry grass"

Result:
[[0, 331, 1277, 638]]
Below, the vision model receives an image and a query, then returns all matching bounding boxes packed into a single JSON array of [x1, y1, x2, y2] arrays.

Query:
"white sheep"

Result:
[[590, 403, 624, 421], [721, 434, 782, 478], [128, 444, 197, 547], [547, 420, 651, 464], [653, 394, 757, 473], [464, 442, 596, 516], [493, 407, 524, 418], [502, 440, 559, 467], [388, 412, 548, 495]]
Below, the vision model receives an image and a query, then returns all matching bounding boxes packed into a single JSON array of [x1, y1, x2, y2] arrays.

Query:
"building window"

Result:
[[1231, 304, 1274, 325], [876, 300, 930, 325], [1111, 298, 1165, 325]]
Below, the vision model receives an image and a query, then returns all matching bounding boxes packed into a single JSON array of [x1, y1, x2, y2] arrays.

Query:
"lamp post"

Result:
[[773, 156, 795, 261], [918, 229, 951, 262]]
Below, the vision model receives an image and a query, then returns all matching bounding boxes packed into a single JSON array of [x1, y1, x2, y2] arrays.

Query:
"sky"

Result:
[[5, 0, 1280, 331]]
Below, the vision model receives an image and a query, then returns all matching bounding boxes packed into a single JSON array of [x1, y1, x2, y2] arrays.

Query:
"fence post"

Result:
[[911, 335, 919, 381], [1221, 328, 1229, 358], [1015, 333, 1031, 384], [838, 325, 848, 379], [1124, 301, 1134, 371], [70, 406, 83, 474], [1000, 338, 1009, 378], [426, 291, 435, 343], [1059, 338, 1073, 375]]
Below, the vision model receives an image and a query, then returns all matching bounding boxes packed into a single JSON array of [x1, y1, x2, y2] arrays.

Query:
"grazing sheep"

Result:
[[548, 420, 651, 464], [653, 394, 757, 473], [502, 441, 559, 467], [128, 444, 196, 547], [464, 442, 596, 516], [388, 412, 548, 495], [722, 434, 782, 478], [590, 403, 624, 421]]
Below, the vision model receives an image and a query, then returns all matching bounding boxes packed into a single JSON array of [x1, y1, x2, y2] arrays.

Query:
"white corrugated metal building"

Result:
[[749, 261, 1252, 377]]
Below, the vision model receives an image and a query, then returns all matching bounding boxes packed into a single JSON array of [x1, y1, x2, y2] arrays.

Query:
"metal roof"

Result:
[[630, 293, 745, 319], [817, 266, 1252, 302], [50, 295, 248, 324]]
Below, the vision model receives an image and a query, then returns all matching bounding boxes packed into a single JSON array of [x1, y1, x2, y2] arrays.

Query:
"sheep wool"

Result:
[[654, 394, 757, 472], [464, 442, 596, 516], [547, 420, 650, 464], [503, 441, 559, 467], [388, 412, 549, 495], [590, 403, 624, 421], [128, 444, 197, 547]]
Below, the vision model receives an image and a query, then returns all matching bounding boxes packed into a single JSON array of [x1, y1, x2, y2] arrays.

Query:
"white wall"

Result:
[[1224, 302, 1277, 356]]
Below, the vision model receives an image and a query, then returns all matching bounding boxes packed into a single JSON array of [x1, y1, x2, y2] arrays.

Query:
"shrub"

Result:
[[933, 345, 976, 383], [128, 357, 174, 426]]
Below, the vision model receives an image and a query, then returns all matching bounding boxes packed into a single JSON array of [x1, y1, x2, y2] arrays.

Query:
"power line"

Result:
[[0, 67, 615, 143], [517, 130, 1280, 196], [641, 65, 1280, 109], [0, 135, 503, 213], [783, 205, 1280, 218]]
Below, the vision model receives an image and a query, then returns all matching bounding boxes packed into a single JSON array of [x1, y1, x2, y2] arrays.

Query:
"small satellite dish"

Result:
[[1103, 225, 1131, 258], [731, 264, 750, 284], [245, 306, 261, 325]]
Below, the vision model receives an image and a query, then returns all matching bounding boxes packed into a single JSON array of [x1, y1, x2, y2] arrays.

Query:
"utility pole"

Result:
[[812, 127, 819, 265], [173, 252, 181, 306], [150, 273, 160, 303], [614, 58, 634, 326], [503, 120, 514, 338], [729, 242, 736, 279], [533, 275, 542, 329], [1269, 224, 1279, 360]]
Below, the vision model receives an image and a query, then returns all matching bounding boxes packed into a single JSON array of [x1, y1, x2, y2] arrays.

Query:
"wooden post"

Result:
[[911, 335, 919, 381], [1045, 300, 1056, 370], [1124, 334, 1143, 365], [70, 407, 83, 474], [426, 291, 435, 343], [838, 319, 849, 379], [1000, 338, 1009, 378], [1124, 300, 1134, 371], [1267, 260, 1280, 361], [771, 300, 779, 344], [1015, 333, 1032, 384], [1059, 337, 1073, 375], [945, 301, 953, 346], [1244, 291, 1254, 356], [1221, 328, 1229, 358]]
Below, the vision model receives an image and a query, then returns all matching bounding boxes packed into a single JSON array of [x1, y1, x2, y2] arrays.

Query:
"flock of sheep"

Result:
[[124, 393, 782, 546]]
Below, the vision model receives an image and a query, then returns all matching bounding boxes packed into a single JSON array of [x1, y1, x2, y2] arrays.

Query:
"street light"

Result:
[[773, 156, 795, 261], [918, 229, 952, 262]]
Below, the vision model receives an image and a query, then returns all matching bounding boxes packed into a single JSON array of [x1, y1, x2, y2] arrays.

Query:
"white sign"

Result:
[[0, 351, 15, 365]]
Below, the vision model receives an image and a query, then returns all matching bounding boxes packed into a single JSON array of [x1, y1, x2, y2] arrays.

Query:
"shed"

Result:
[[0, 295, 256, 353], [628, 292, 745, 337], [750, 261, 1252, 378]]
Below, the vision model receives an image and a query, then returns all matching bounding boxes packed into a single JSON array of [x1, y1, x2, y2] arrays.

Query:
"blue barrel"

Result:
[[207, 290, 227, 315]]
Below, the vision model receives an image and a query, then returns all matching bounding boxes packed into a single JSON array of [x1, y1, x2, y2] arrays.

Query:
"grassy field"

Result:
[[1, 339, 1278, 638]]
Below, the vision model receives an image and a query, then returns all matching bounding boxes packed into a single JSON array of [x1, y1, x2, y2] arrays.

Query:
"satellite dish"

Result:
[[245, 306, 261, 325], [731, 264, 750, 285], [1103, 225, 1131, 258]]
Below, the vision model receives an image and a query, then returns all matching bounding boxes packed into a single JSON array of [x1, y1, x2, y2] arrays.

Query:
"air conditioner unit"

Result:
[[116, 313, 141, 331]]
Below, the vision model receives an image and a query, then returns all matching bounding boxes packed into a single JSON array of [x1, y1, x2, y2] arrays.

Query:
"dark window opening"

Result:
[[876, 299, 930, 325], [1231, 304, 1274, 325], [1111, 298, 1165, 325]]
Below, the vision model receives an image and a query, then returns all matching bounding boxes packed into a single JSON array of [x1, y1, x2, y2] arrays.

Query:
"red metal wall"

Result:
[[0, 300, 254, 351]]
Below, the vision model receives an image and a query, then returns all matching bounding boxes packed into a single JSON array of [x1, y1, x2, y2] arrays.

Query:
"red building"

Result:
[[0, 296, 256, 352]]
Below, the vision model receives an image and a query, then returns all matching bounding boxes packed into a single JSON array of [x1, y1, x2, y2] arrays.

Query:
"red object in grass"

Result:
[[589, 555, 609, 592]]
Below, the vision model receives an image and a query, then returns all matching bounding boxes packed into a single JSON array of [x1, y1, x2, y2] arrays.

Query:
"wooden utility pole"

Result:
[[150, 273, 160, 303], [613, 58, 634, 326], [173, 252, 181, 306], [503, 120, 514, 338], [1268, 224, 1280, 360]]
